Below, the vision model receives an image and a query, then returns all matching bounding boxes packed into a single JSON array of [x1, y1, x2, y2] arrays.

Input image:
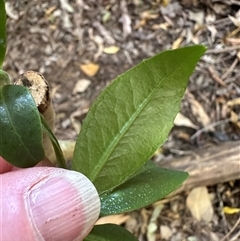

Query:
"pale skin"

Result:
[[0, 157, 100, 241]]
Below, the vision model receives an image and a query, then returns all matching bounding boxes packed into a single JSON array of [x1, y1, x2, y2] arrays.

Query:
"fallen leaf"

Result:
[[44, 6, 57, 16], [134, 10, 159, 29], [59, 0, 74, 13], [5, 2, 19, 20], [223, 206, 240, 215], [73, 79, 91, 94], [186, 91, 213, 130], [188, 10, 204, 25], [147, 223, 157, 241], [228, 15, 240, 28], [152, 22, 169, 30], [186, 186, 214, 222], [96, 214, 130, 225], [48, 139, 76, 163], [147, 204, 164, 241], [102, 10, 111, 23], [237, 50, 240, 60], [125, 216, 138, 233], [230, 111, 240, 128], [161, 0, 169, 7], [172, 37, 183, 49], [207, 25, 217, 41], [103, 45, 120, 54], [80, 63, 100, 77], [225, 37, 240, 46], [176, 131, 191, 141], [160, 225, 173, 240], [70, 114, 81, 134], [227, 97, 240, 107], [141, 10, 159, 20], [174, 112, 199, 129]]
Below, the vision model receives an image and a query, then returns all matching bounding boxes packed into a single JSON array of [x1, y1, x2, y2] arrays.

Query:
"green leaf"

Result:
[[84, 224, 138, 241], [40, 114, 67, 169], [73, 45, 206, 194], [0, 0, 7, 66], [0, 69, 10, 87], [0, 85, 45, 167], [100, 162, 188, 216]]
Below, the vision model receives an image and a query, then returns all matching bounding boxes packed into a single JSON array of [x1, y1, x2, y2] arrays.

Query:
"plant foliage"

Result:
[[72, 45, 206, 195], [0, 85, 45, 167], [0, 0, 207, 239]]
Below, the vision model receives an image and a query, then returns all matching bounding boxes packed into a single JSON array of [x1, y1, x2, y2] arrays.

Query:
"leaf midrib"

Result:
[[90, 60, 184, 182], [0, 89, 37, 162]]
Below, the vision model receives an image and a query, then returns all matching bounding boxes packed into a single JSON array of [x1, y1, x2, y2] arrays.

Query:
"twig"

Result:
[[220, 217, 240, 241], [93, 21, 115, 45], [230, 231, 240, 241], [213, 0, 240, 6], [216, 191, 229, 236], [206, 46, 240, 54], [208, 66, 226, 87], [190, 118, 231, 140], [221, 58, 239, 80]]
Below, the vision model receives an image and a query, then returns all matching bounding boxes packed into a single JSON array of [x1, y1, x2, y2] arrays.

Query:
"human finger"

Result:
[[0, 167, 100, 241]]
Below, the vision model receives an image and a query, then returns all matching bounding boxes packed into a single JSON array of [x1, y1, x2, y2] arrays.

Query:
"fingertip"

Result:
[[27, 168, 100, 241], [1, 167, 100, 241]]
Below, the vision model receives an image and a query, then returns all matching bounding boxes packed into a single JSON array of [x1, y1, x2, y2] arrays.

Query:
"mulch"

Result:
[[4, 0, 240, 240]]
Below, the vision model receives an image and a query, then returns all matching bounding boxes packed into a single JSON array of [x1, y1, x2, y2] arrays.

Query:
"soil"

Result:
[[4, 0, 240, 240]]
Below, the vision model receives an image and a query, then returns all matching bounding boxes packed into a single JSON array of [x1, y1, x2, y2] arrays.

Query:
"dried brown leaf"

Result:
[[172, 37, 183, 49], [103, 45, 120, 54], [230, 111, 240, 129], [73, 79, 91, 94], [160, 225, 173, 240], [186, 186, 214, 222], [228, 15, 240, 28], [227, 97, 240, 107], [96, 214, 130, 225], [186, 91, 213, 129], [174, 112, 199, 129], [80, 63, 100, 77]]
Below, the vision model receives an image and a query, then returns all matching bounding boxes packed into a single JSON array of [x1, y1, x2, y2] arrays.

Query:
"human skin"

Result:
[[0, 157, 100, 241]]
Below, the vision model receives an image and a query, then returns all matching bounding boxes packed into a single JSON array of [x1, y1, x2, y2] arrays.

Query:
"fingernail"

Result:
[[28, 169, 100, 241]]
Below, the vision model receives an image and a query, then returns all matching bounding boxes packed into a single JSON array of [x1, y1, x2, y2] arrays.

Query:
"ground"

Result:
[[4, 0, 240, 240]]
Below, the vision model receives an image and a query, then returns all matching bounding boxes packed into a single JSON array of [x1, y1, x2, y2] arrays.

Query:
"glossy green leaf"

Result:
[[100, 162, 188, 216], [84, 224, 138, 241], [73, 45, 206, 194], [0, 85, 45, 167], [0, 0, 7, 66], [0, 69, 10, 87]]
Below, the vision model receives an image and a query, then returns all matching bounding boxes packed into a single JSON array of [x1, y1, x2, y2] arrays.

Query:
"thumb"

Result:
[[0, 167, 100, 241]]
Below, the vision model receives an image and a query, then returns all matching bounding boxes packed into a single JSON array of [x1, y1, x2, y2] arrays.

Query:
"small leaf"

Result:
[[84, 224, 138, 241], [0, 0, 7, 66], [100, 162, 188, 216], [73, 79, 91, 94], [103, 46, 120, 54], [80, 63, 100, 77], [73, 45, 206, 194], [0, 85, 45, 167], [223, 206, 240, 215], [186, 186, 214, 222]]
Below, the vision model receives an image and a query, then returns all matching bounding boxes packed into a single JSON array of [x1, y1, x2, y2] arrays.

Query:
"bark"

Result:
[[160, 141, 240, 193]]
